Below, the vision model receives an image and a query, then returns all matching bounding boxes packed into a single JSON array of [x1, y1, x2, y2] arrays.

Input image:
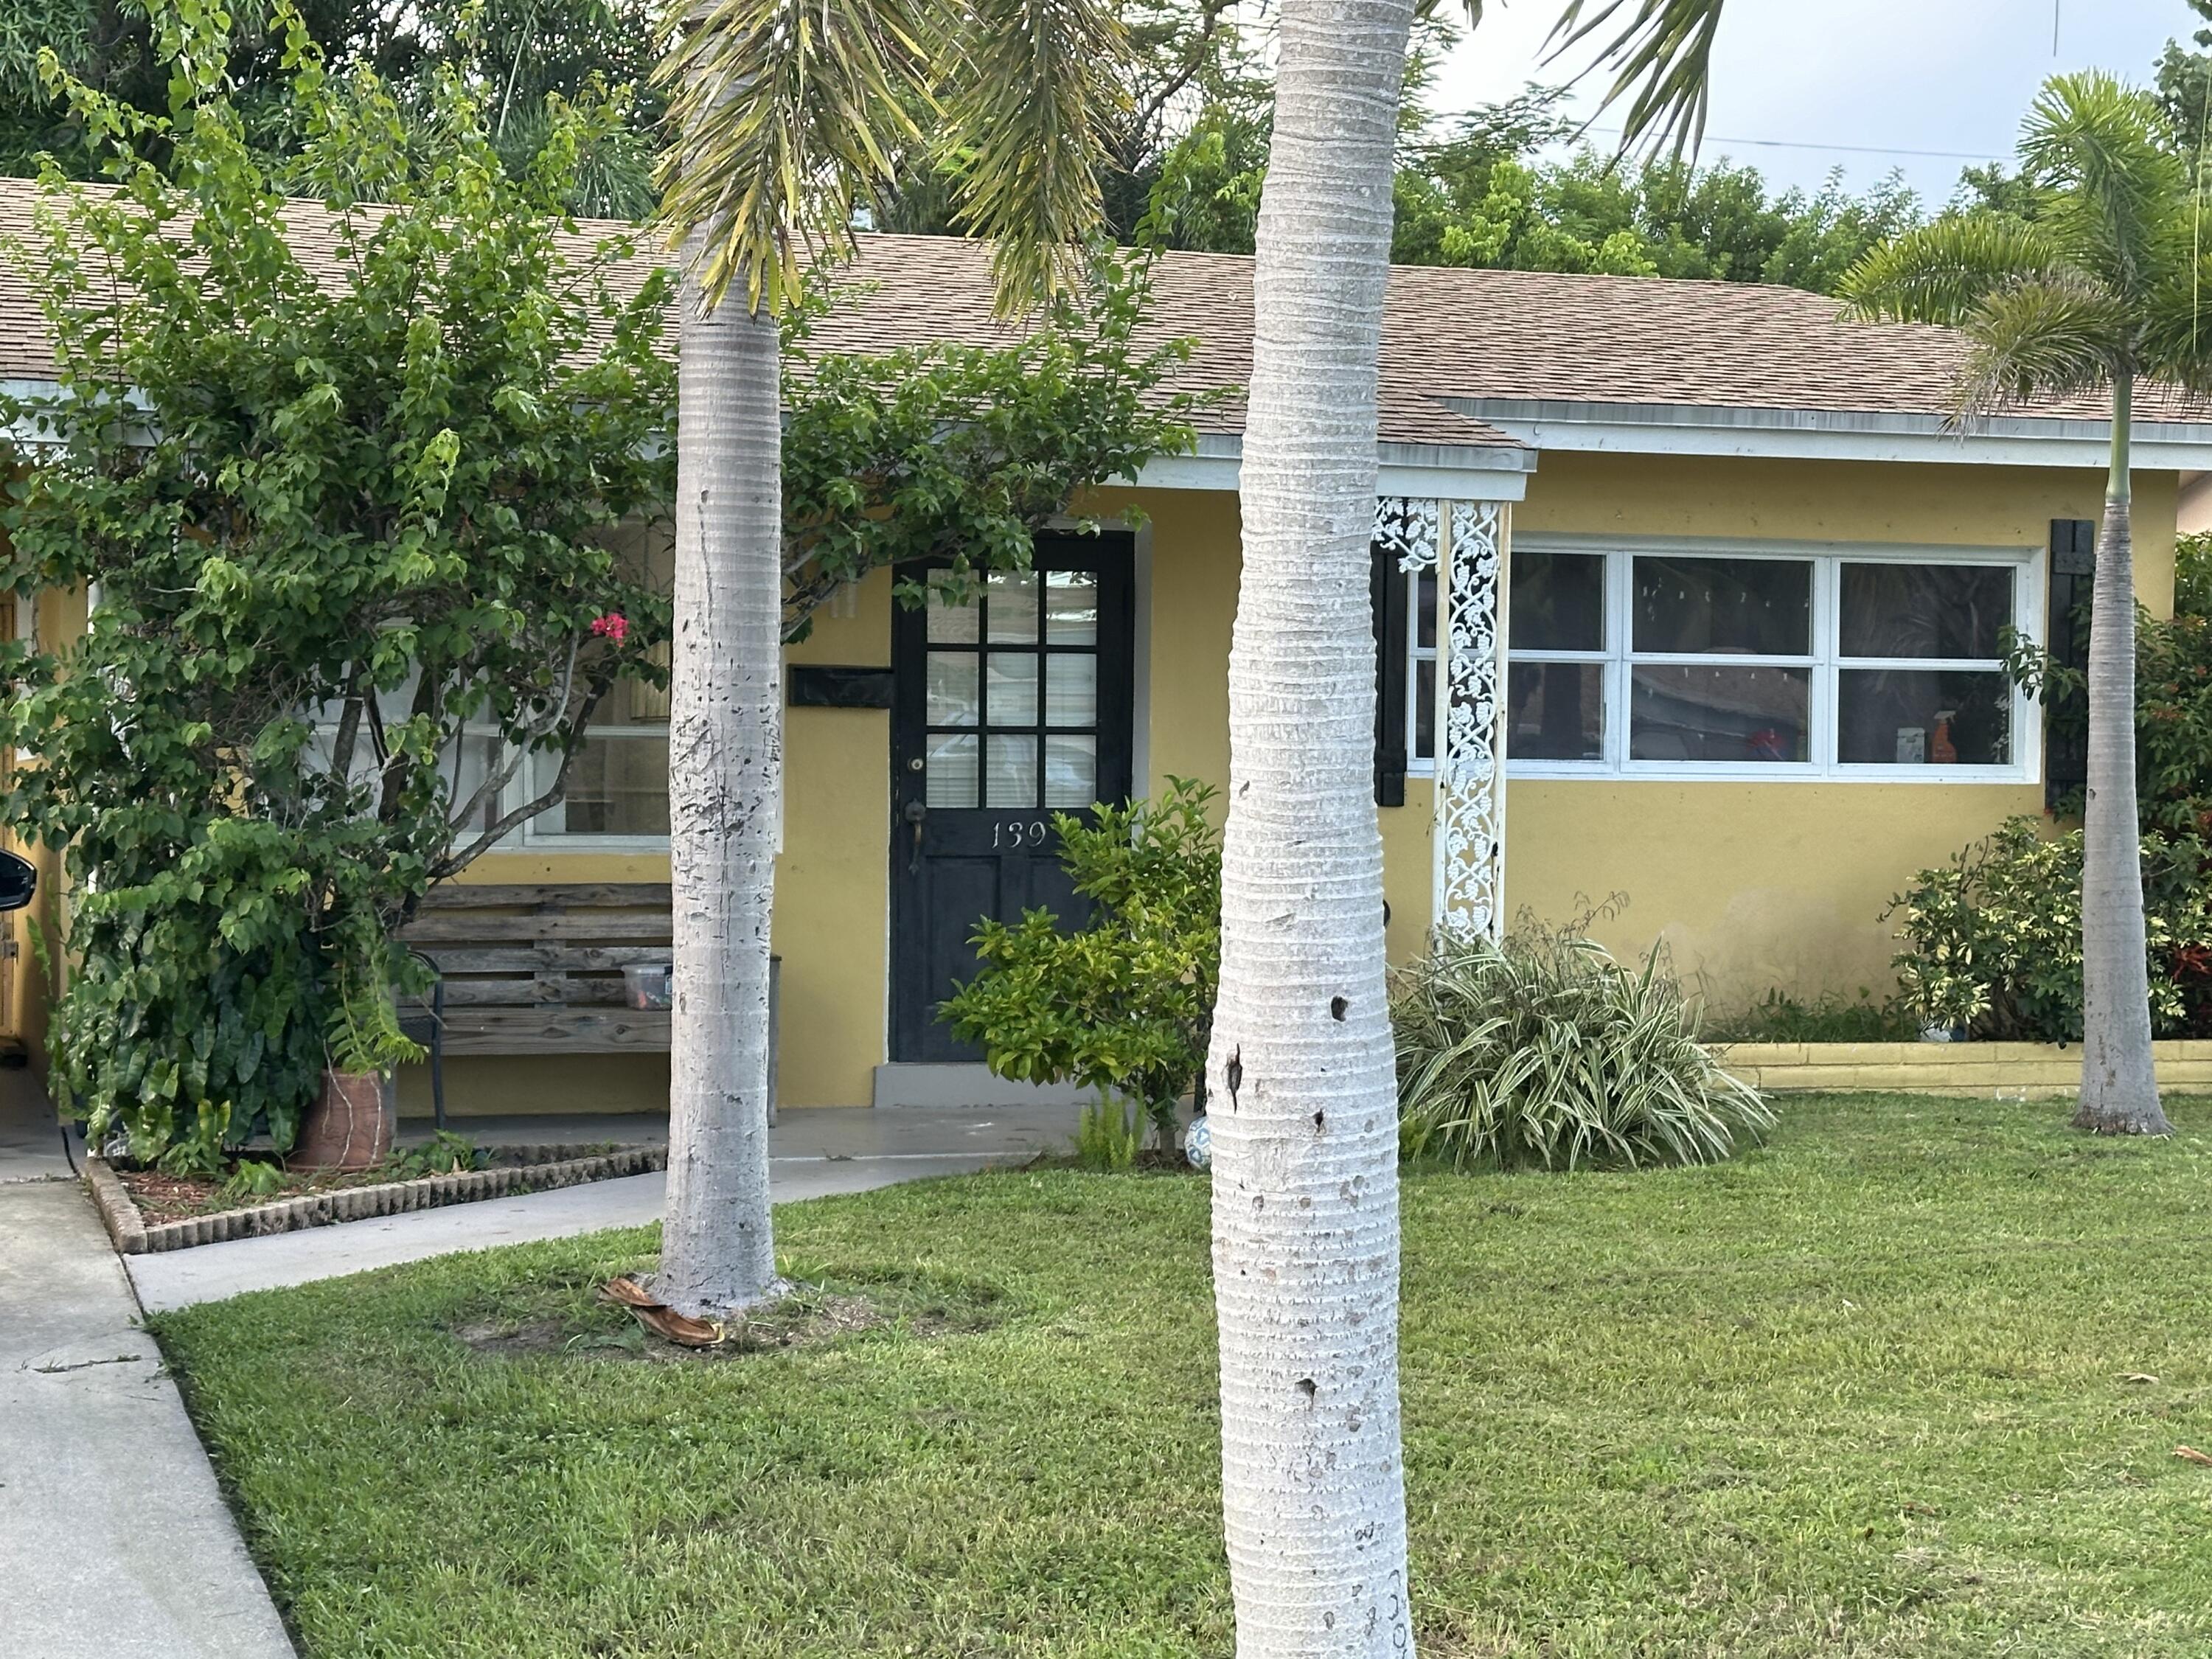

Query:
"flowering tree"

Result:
[[0, 8, 674, 1164]]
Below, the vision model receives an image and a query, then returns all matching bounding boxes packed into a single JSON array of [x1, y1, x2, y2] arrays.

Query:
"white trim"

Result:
[[1454, 397, 2212, 470], [1132, 432, 1534, 500], [1410, 531, 2044, 785]]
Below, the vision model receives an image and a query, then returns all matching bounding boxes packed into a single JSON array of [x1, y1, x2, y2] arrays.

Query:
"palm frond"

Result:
[[1837, 215, 2069, 329], [2020, 71, 2187, 305], [654, 0, 929, 313], [1545, 0, 1726, 160], [1952, 277, 2123, 417], [2135, 254, 2212, 395], [935, 0, 1131, 312]]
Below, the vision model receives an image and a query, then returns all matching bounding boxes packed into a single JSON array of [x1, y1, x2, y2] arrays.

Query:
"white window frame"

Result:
[[517, 724, 672, 850], [1409, 533, 2044, 785]]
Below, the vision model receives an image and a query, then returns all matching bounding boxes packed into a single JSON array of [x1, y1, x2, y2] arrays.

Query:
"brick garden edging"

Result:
[[1714, 1039, 2212, 1097], [84, 1142, 667, 1256]]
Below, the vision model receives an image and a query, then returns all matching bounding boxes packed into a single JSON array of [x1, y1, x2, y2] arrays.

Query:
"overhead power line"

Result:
[[1584, 128, 2002, 164]]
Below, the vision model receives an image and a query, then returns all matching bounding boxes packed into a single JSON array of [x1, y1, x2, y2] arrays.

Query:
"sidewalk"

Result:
[[131, 1104, 1079, 1312], [1, 1077, 296, 1659]]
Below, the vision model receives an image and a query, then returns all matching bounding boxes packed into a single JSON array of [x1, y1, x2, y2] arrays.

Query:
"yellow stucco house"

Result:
[[4, 192, 2209, 1113]]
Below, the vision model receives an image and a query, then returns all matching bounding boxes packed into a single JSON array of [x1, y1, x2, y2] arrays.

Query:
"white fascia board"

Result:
[[1130, 431, 1534, 501], [1452, 397, 2212, 471]]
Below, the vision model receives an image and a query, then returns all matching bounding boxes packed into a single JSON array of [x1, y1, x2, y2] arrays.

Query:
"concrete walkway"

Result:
[[0, 1062, 66, 1183], [1, 1082, 296, 1658], [131, 1104, 1079, 1313]]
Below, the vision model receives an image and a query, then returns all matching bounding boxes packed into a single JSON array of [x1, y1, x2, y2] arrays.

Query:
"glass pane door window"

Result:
[[924, 568, 1103, 810]]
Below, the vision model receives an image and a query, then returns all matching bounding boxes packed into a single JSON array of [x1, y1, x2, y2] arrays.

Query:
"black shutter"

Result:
[[1372, 533, 1409, 807], [2045, 518, 2095, 810]]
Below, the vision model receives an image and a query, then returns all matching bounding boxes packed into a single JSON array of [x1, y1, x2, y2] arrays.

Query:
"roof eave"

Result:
[[1451, 397, 2212, 470], [1133, 430, 1534, 501]]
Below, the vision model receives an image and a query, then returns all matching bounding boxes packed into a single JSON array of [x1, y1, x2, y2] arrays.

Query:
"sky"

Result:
[[1427, 0, 2199, 204]]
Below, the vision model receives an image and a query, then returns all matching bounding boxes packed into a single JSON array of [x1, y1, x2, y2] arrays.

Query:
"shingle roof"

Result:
[[1, 173, 2197, 451]]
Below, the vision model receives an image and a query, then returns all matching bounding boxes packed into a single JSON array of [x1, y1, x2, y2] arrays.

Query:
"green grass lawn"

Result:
[[153, 1095, 2212, 1658]]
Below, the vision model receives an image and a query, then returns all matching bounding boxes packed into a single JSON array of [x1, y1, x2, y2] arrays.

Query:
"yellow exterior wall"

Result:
[[15, 453, 2188, 1113], [1106, 460, 2164, 1001], [767, 566, 894, 1107], [415, 566, 900, 1113], [1495, 454, 2174, 1008], [1, 581, 90, 1074]]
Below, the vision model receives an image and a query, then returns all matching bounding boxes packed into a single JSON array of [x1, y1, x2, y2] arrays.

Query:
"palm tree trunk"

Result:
[[1206, 1, 1418, 1652], [2076, 376, 2171, 1135], [656, 257, 787, 1314]]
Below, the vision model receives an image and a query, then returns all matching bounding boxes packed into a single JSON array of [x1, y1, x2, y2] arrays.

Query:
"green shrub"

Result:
[[1394, 924, 1775, 1172], [2008, 565, 2212, 836], [939, 778, 1220, 1153], [1886, 816, 2212, 1042], [1700, 987, 1916, 1044]]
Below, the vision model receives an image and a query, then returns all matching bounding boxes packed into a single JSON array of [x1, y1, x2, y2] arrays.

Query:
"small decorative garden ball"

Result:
[[1183, 1112, 1211, 1171]]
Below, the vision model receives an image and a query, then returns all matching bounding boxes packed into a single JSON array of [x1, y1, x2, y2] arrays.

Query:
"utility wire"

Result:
[[1583, 128, 2000, 164]]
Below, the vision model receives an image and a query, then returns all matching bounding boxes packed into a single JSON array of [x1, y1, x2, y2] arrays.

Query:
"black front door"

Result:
[[890, 535, 1136, 1062]]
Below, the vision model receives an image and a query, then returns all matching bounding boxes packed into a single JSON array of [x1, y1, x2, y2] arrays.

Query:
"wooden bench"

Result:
[[399, 883, 675, 1126]]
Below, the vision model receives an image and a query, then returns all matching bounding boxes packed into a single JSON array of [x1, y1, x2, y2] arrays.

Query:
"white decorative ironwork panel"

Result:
[[1372, 496, 1439, 574], [1436, 501, 1506, 939]]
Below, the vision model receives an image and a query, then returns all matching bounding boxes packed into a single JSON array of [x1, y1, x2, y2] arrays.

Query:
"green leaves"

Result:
[[1886, 816, 2212, 1043], [779, 250, 1206, 638], [938, 0, 1130, 310], [1544, 0, 1726, 161], [655, 0, 1137, 319], [1841, 69, 2212, 419], [1394, 922, 1773, 1172], [939, 778, 1220, 1150], [2, 4, 675, 1162], [1837, 216, 2067, 330]]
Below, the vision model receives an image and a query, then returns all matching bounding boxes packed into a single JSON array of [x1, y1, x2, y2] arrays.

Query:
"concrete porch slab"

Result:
[[872, 1062, 1093, 1109]]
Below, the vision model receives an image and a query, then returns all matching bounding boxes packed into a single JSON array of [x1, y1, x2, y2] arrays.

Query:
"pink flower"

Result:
[[590, 613, 630, 647]]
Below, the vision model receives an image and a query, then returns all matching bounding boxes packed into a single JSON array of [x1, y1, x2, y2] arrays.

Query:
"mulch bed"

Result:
[[86, 1140, 667, 1256]]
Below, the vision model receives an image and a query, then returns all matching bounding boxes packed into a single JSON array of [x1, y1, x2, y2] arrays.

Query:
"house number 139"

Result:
[[993, 819, 1050, 849]]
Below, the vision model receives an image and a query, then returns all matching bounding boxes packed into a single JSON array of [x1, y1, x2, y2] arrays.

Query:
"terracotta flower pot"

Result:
[[292, 1068, 394, 1170]]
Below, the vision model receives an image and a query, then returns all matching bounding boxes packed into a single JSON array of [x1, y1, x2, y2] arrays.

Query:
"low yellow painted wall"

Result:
[[1719, 1040, 2212, 1098]]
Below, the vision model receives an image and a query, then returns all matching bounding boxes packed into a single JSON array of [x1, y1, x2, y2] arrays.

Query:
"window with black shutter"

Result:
[[2046, 518, 2096, 810]]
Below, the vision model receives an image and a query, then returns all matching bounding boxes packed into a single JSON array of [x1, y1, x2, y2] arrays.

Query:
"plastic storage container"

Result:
[[622, 961, 673, 1010]]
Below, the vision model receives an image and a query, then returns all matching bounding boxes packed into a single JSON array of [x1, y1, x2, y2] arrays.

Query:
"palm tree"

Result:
[[1206, 0, 1724, 1648], [650, 0, 1127, 1318], [1840, 72, 2212, 1138]]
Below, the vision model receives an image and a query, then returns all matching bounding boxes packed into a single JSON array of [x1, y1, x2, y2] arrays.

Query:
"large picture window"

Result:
[[1410, 538, 2037, 780]]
